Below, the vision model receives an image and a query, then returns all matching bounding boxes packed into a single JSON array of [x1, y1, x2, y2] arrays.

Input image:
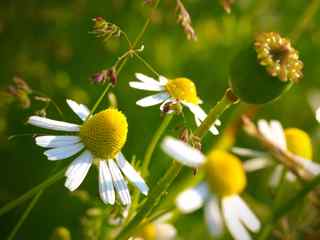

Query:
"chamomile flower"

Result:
[[28, 99, 149, 205], [233, 119, 320, 187], [129, 73, 221, 135], [161, 137, 260, 240], [132, 213, 177, 240]]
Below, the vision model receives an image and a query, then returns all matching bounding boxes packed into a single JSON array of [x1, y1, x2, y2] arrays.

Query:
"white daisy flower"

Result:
[[161, 137, 260, 240], [28, 99, 149, 205], [233, 119, 320, 187], [132, 213, 177, 240], [129, 73, 221, 135]]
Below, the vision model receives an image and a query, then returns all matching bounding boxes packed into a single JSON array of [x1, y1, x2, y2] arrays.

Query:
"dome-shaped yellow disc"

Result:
[[284, 128, 312, 160], [205, 150, 246, 197], [80, 108, 128, 159], [165, 78, 200, 104]]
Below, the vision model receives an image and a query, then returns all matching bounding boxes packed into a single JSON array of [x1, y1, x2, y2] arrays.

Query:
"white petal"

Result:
[[176, 183, 209, 213], [257, 119, 273, 143], [64, 150, 93, 191], [115, 153, 149, 195], [231, 196, 261, 232], [185, 103, 220, 135], [316, 107, 320, 122], [154, 223, 177, 240], [136, 92, 170, 107], [232, 147, 266, 158], [269, 164, 284, 188], [129, 81, 165, 91], [286, 171, 297, 182], [108, 159, 131, 205], [293, 155, 320, 176], [159, 75, 169, 85], [44, 143, 84, 161], [35, 135, 80, 148], [28, 116, 80, 132], [205, 197, 224, 237], [135, 73, 163, 86], [161, 137, 205, 168], [66, 99, 90, 121], [243, 158, 272, 172], [269, 120, 287, 150], [99, 160, 115, 205], [222, 196, 252, 240]]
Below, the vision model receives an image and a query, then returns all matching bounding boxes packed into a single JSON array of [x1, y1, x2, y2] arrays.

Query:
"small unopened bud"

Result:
[[91, 17, 121, 41], [107, 68, 117, 85], [176, 0, 197, 41], [91, 70, 108, 84], [220, 0, 235, 13], [7, 76, 32, 109], [50, 227, 71, 240]]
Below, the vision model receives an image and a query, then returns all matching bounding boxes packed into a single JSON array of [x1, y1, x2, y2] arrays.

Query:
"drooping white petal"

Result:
[[154, 223, 177, 240], [176, 183, 209, 213], [293, 155, 320, 176], [135, 73, 163, 86], [205, 197, 224, 237], [232, 147, 266, 158], [115, 153, 149, 195], [35, 135, 80, 148], [66, 99, 90, 121], [44, 143, 84, 161], [64, 150, 93, 191], [136, 92, 170, 107], [269, 120, 287, 150], [222, 196, 252, 240], [129, 81, 165, 91], [257, 119, 273, 143], [161, 137, 205, 168], [231, 196, 261, 232], [159, 75, 169, 85], [99, 160, 115, 205], [269, 164, 284, 188], [243, 158, 272, 172], [159, 98, 176, 113], [28, 116, 80, 132], [108, 159, 131, 205], [185, 103, 220, 135]]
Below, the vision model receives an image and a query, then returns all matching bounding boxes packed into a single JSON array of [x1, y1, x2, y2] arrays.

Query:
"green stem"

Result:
[[115, 88, 238, 240], [141, 113, 174, 177], [133, 52, 160, 77], [0, 167, 66, 217], [291, 0, 320, 42], [258, 174, 320, 240], [193, 88, 239, 139], [86, 83, 112, 120], [7, 190, 43, 240]]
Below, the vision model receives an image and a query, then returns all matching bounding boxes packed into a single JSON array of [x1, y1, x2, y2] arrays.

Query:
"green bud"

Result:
[[229, 32, 303, 104], [50, 227, 71, 240]]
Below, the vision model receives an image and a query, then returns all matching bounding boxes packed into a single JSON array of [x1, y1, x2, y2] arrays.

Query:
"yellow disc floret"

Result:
[[137, 224, 156, 240], [165, 77, 200, 104], [284, 128, 312, 160], [205, 150, 246, 197], [79, 108, 128, 159]]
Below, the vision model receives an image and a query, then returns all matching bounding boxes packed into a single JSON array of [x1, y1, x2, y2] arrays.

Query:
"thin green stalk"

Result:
[[0, 167, 66, 217], [141, 113, 174, 177], [193, 88, 239, 139], [86, 83, 112, 120], [7, 190, 43, 240], [291, 0, 320, 41], [115, 88, 238, 240], [133, 52, 160, 77], [258, 174, 320, 240]]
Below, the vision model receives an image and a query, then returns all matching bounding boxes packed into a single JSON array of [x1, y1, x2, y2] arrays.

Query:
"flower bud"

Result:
[[229, 32, 303, 104]]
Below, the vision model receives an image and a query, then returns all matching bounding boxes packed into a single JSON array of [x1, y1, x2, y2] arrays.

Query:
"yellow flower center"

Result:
[[284, 128, 312, 160], [205, 150, 246, 197], [165, 77, 200, 104], [139, 223, 156, 240], [79, 108, 128, 159]]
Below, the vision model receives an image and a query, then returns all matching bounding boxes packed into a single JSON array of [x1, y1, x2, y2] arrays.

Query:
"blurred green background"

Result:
[[1, 0, 320, 239]]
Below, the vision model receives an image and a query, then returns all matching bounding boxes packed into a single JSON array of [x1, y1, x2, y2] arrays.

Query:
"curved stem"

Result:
[[115, 88, 238, 240], [0, 167, 66, 217], [258, 174, 320, 240], [7, 190, 43, 240], [141, 113, 174, 177]]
